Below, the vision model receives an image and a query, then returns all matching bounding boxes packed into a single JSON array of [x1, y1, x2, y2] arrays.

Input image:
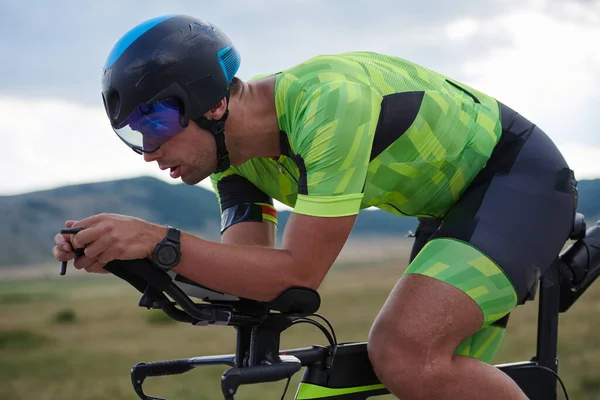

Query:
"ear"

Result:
[[204, 97, 228, 120]]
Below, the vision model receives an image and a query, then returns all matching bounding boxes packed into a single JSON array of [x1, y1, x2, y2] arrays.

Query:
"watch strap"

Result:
[[165, 225, 181, 244]]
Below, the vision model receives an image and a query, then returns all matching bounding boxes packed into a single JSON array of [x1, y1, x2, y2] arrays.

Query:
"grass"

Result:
[[145, 309, 177, 325], [51, 308, 78, 324], [0, 329, 51, 350], [0, 257, 599, 399]]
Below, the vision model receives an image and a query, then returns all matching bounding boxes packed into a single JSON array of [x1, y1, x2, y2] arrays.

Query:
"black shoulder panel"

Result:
[[217, 174, 272, 210], [370, 91, 425, 160]]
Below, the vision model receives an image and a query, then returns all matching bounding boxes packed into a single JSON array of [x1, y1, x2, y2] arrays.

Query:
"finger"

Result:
[[72, 225, 106, 248], [84, 260, 107, 274], [72, 214, 106, 230], [96, 262, 109, 274], [73, 254, 96, 270], [60, 221, 78, 242], [54, 233, 72, 250], [97, 265, 110, 274], [53, 232, 75, 255], [58, 232, 79, 249], [52, 246, 75, 262], [81, 233, 114, 260], [91, 245, 121, 265]]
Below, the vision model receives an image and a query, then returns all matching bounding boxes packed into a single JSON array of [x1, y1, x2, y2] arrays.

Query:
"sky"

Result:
[[1, 0, 599, 200]]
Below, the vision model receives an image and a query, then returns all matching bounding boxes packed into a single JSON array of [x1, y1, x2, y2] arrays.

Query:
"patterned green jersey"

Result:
[[210, 52, 502, 225]]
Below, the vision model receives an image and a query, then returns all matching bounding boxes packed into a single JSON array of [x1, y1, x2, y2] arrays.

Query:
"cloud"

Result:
[[0, 96, 176, 195], [0, 0, 516, 105], [452, 2, 600, 147], [559, 142, 600, 181], [1, 0, 599, 199]]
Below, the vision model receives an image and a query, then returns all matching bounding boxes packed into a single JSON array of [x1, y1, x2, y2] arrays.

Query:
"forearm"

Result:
[[171, 231, 309, 302]]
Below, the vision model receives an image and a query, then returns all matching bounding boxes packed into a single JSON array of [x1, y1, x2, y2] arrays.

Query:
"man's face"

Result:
[[143, 121, 218, 185]]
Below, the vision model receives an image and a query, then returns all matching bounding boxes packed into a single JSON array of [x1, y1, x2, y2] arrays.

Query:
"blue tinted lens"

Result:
[[114, 98, 184, 153]]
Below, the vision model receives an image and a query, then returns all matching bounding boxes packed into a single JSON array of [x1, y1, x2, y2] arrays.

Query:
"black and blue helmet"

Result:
[[101, 14, 241, 171]]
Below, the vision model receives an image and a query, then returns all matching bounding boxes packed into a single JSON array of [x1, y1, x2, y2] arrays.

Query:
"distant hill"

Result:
[[2, 176, 599, 268], [572, 179, 600, 223], [0, 176, 417, 267]]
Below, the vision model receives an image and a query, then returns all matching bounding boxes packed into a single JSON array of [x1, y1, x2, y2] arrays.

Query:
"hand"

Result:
[[52, 220, 108, 274], [69, 213, 164, 267]]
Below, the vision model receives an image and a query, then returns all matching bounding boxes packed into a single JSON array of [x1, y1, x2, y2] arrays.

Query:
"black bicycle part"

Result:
[[64, 213, 600, 399], [91, 257, 321, 399], [290, 318, 336, 348], [58, 227, 85, 275], [559, 219, 600, 312]]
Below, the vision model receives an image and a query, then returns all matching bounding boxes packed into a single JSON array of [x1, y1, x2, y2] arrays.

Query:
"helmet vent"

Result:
[[217, 45, 241, 83], [108, 90, 121, 119]]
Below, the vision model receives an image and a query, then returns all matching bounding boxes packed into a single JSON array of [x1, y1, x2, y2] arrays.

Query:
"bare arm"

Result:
[[165, 213, 355, 302], [221, 219, 276, 248]]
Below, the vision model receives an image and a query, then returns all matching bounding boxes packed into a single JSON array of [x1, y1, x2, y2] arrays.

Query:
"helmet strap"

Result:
[[192, 108, 231, 174]]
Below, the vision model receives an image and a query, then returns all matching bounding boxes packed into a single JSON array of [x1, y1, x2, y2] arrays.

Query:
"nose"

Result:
[[143, 150, 160, 163]]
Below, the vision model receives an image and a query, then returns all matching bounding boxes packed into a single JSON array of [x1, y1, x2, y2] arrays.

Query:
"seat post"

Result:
[[234, 325, 252, 368], [248, 315, 293, 365], [535, 259, 561, 380]]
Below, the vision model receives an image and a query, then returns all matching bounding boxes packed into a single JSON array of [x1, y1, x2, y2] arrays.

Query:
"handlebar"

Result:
[[130, 347, 328, 400], [221, 357, 302, 398], [132, 359, 202, 400], [58, 256, 323, 400]]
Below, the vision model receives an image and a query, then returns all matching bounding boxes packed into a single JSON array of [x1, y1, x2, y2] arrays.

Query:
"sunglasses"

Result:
[[114, 98, 186, 154]]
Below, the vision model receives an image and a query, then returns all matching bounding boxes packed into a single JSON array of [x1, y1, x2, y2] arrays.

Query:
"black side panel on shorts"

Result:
[[409, 217, 443, 262], [370, 91, 424, 160], [427, 102, 578, 304], [217, 175, 272, 210]]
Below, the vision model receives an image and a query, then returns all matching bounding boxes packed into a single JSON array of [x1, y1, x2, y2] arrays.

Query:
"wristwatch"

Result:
[[151, 226, 181, 271]]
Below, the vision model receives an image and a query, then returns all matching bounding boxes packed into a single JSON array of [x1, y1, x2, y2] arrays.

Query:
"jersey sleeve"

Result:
[[278, 71, 382, 218], [210, 169, 277, 233]]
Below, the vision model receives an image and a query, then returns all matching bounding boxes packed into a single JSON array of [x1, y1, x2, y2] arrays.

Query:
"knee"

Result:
[[368, 317, 450, 399]]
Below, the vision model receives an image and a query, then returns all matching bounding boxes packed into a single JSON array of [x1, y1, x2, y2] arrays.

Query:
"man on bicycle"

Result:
[[52, 14, 578, 399]]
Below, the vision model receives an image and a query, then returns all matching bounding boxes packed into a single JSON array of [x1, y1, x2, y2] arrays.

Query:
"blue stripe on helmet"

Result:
[[217, 45, 241, 83], [104, 15, 176, 69]]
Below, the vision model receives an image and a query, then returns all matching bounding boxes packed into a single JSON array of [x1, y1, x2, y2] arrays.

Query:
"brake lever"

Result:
[[59, 228, 85, 275]]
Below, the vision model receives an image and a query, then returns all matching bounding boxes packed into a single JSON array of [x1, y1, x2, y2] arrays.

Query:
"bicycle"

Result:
[[59, 212, 600, 399]]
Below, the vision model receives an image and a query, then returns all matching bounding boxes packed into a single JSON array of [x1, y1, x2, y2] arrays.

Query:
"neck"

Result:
[[225, 76, 280, 165]]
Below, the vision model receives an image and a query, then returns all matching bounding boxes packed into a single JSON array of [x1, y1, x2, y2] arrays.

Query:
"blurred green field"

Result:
[[1, 257, 599, 400]]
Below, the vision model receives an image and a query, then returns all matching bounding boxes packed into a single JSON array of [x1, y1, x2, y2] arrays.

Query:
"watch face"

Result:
[[157, 244, 179, 266]]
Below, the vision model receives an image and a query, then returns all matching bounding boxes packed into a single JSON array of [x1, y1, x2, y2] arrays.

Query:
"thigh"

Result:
[[373, 272, 488, 358]]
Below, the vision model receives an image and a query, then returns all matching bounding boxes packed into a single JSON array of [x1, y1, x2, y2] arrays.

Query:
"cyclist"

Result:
[[52, 14, 578, 400]]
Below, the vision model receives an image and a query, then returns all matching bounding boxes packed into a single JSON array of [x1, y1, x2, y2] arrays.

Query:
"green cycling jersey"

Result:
[[210, 51, 502, 222]]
